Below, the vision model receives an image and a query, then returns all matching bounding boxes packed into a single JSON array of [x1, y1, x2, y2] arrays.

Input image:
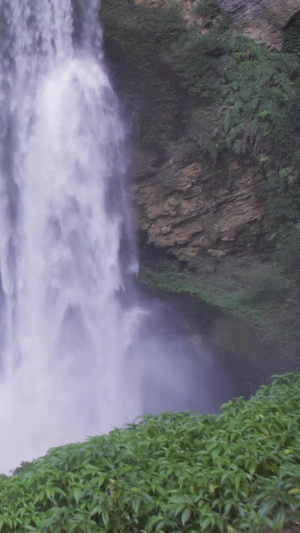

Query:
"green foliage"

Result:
[[139, 254, 300, 349], [237, 269, 290, 307], [261, 164, 300, 232], [283, 13, 300, 55], [192, 0, 221, 19], [218, 44, 298, 156], [169, 23, 230, 102], [139, 115, 173, 147], [171, 26, 300, 157], [1, 375, 300, 531], [275, 223, 300, 273], [101, 0, 184, 50]]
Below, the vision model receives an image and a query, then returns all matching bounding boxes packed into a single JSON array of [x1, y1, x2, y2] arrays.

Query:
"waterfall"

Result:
[[0, 0, 246, 474], [0, 0, 141, 472]]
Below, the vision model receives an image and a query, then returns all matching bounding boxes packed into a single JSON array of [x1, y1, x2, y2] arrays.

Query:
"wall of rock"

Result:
[[100, 0, 300, 264], [220, 0, 300, 28], [219, 0, 300, 47], [134, 0, 300, 48], [130, 148, 267, 261]]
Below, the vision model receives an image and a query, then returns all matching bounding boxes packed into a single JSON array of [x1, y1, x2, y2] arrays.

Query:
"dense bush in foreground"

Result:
[[1, 374, 300, 532]]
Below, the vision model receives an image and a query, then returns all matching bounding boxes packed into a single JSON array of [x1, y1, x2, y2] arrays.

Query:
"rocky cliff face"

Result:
[[135, 0, 300, 47], [131, 148, 267, 261], [102, 0, 300, 265], [220, 0, 300, 29], [219, 0, 300, 47]]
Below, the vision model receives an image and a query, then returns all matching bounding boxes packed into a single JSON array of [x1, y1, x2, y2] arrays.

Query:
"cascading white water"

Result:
[[0, 0, 250, 474], [0, 0, 142, 472]]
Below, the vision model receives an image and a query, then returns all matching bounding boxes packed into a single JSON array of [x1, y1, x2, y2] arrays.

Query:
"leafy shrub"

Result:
[[171, 26, 300, 157], [1, 374, 300, 531], [218, 41, 298, 157]]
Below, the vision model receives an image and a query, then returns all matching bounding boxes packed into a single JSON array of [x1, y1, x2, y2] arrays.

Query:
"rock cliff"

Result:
[[102, 0, 300, 265], [135, 0, 300, 47], [219, 0, 300, 47], [220, 0, 299, 29], [131, 149, 267, 261]]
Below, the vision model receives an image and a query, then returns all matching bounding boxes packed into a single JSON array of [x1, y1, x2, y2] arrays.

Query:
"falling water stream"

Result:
[[0, 0, 269, 473], [0, 0, 144, 472]]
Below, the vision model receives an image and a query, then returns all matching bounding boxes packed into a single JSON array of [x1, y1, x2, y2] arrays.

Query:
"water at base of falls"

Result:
[[0, 0, 253, 474]]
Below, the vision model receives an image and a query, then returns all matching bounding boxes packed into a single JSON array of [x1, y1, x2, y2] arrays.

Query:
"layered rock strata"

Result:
[[131, 151, 267, 261], [219, 0, 300, 47]]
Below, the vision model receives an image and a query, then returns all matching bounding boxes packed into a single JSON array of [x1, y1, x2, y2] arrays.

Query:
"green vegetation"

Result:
[[276, 222, 300, 273], [173, 28, 299, 155], [139, 254, 300, 350], [1, 374, 300, 532], [284, 13, 300, 55]]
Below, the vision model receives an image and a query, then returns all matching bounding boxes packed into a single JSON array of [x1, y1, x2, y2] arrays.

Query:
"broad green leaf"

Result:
[[273, 507, 286, 532], [202, 517, 211, 530], [181, 508, 191, 526], [73, 487, 82, 504], [132, 497, 141, 514], [102, 510, 109, 528], [259, 497, 277, 517]]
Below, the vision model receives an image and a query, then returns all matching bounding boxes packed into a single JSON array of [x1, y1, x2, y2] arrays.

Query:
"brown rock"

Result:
[[131, 151, 267, 262]]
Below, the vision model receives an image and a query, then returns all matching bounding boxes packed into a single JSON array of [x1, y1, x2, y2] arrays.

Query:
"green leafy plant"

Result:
[[1, 375, 300, 531]]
